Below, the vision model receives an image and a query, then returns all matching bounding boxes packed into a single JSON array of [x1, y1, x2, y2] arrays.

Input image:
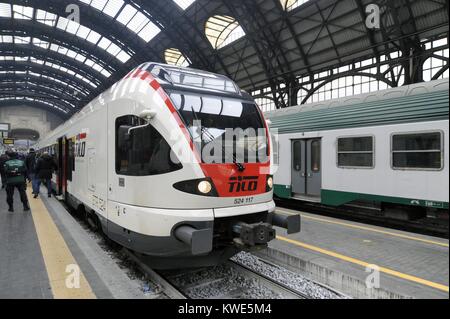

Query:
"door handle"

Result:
[[307, 173, 312, 177], [301, 173, 306, 177]]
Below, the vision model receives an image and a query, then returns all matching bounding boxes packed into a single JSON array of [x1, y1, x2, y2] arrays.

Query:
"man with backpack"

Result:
[[3, 151, 30, 212]]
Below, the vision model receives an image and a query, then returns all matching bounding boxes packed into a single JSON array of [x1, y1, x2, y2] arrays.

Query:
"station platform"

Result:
[[0, 186, 146, 299], [265, 207, 449, 299]]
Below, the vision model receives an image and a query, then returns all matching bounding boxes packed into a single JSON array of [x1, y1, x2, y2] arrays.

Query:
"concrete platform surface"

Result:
[[0, 186, 147, 299], [268, 207, 449, 299]]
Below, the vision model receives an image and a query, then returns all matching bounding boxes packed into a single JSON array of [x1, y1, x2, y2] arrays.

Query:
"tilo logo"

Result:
[[366, 4, 380, 29], [66, 4, 80, 23], [65, 264, 81, 289], [229, 176, 258, 193], [365, 264, 380, 289]]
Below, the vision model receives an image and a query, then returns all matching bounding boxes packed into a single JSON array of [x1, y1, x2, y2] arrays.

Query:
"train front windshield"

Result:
[[169, 92, 268, 164]]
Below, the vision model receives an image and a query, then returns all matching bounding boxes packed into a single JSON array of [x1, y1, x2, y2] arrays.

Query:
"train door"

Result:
[[57, 137, 64, 196], [291, 139, 322, 198], [107, 100, 137, 206], [57, 137, 70, 199]]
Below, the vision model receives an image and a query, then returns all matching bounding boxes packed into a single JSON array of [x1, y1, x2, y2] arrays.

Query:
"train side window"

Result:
[[311, 140, 321, 172], [337, 136, 374, 168], [293, 141, 301, 171], [115, 115, 183, 176], [392, 132, 443, 170]]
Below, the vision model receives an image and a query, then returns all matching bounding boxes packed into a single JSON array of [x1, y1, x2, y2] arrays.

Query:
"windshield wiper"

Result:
[[190, 107, 245, 172]]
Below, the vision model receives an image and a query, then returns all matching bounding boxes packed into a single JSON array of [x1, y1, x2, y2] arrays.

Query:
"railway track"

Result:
[[125, 249, 344, 299]]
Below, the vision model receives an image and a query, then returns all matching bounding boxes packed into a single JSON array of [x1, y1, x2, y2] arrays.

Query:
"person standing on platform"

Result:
[[35, 152, 58, 198], [25, 148, 39, 196], [3, 151, 29, 212], [0, 151, 9, 189]]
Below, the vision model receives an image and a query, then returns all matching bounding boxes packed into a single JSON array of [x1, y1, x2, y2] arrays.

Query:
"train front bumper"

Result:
[[174, 201, 301, 255]]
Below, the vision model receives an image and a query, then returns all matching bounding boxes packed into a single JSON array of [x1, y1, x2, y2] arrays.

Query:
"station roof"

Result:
[[0, 0, 448, 119]]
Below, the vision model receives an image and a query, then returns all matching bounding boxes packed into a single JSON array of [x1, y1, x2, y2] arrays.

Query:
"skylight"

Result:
[[12, 5, 33, 20], [0, 3, 132, 64], [0, 55, 99, 88], [79, 0, 124, 18], [205, 15, 245, 49], [164, 48, 189, 67], [115, 4, 160, 42], [29, 37, 112, 78], [54, 16, 131, 62], [0, 3, 11, 17], [0, 84, 77, 109], [0, 96, 69, 113], [36, 9, 57, 26], [280, 0, 310, 11], [172, 0, 196, 10], [79, 1, 160, 42]]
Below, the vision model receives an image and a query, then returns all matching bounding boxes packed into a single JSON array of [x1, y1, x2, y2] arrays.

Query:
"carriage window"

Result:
[[115, 115, 182, 176], [293, 141, 301, 171], [337, 136, 374, 168], [311, 140, 321, 172], [392, 132, 442, 170]]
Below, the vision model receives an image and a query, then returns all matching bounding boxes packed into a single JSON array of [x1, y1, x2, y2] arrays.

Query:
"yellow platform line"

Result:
[[277, 209, 449, 248], [277, 236, 449, 293], [27, 188, 96, 299]]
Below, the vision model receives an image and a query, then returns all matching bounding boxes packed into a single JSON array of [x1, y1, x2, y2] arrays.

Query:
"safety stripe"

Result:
[[27, 188, 96, 299]]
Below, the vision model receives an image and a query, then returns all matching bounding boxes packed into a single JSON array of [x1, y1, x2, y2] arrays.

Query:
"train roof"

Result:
[[267, 79, 449, 134], [142, 62, 253, 101]]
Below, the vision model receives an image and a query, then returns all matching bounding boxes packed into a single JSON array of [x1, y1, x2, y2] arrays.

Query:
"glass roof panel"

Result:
[[164, 48, 189, 67], [0, 52, 102, 88], [205, 15, 245, 49], [281, 0, 310, 11], [116, 4, 137, 26], [0, 3, 11, 17], [102, 0, 124, 17], [173, 0, 196, 10], [0, 35, 13, 43], [137, 22, 161, 42], [12, 5, 33, 20], [36, 9, 57, 26]]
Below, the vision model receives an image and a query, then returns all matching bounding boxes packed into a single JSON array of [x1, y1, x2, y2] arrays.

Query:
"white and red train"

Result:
[[36, 63, 299, 268]]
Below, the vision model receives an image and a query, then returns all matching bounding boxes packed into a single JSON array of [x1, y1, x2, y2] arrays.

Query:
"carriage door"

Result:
[[291, 139, 322, 197], [57, 137, 64, 195], [291, 140, 306, 194]]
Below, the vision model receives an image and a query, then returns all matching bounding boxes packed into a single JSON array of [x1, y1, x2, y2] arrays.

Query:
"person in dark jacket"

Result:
[[0, 152, 9, 189], [25, 148, 39, 195], [34, 152, 58, 198], [3, 151, 29, 212]]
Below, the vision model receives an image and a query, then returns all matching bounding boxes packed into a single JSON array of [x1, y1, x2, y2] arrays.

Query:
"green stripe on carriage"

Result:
[[274, 184, 291, 199], [321, 189, 449, 209]]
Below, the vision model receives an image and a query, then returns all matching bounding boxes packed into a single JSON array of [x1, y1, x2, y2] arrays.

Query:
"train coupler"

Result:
[[270, 212, 301, 234], [232, 222, 276, 247]]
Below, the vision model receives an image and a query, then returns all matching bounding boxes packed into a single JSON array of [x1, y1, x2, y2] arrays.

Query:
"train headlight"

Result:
[[266, 176, 273, 192], [173, 178, 218, 197], [198, 181, 212, 194]]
